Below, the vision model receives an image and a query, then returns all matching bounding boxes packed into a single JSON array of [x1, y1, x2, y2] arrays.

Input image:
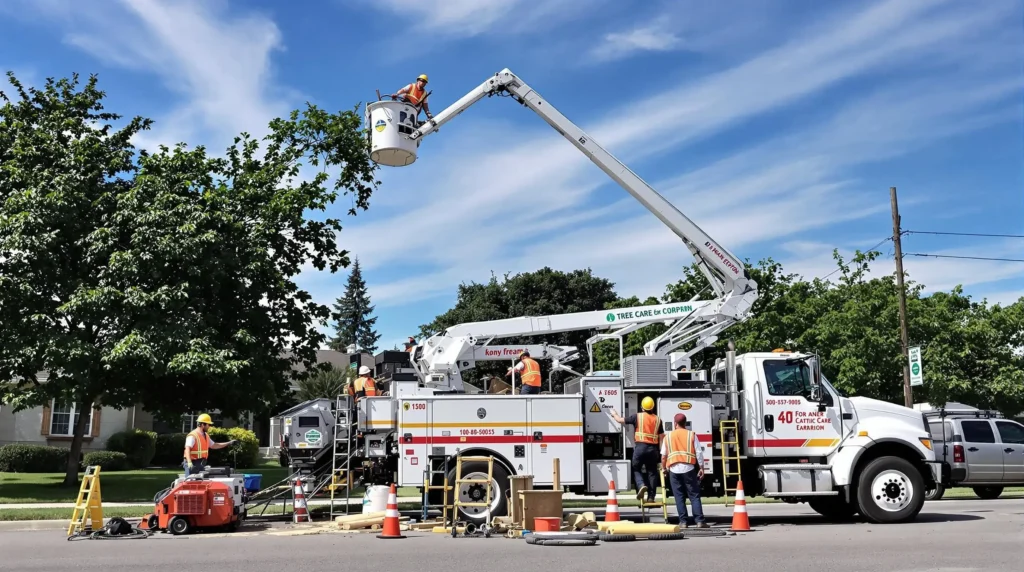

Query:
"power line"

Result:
[[903, 252, 1024, 263], [905, 230, 1024, 239]]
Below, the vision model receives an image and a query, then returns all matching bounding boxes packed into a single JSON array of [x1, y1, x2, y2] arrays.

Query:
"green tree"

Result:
[[330, 257, 380, 353], [420, 267, 619, 390], [296, 365, 354, 401], [0, 71, 379, 485]]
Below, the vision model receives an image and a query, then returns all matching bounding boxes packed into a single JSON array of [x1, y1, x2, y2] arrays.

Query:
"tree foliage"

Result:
[[330, 257, 381, 353], [0, 71, 379, 484], [295, 365, 354, 402]]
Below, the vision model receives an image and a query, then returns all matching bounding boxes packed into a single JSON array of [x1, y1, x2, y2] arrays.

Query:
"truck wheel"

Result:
[[807, 497, 857, 521], [856, 456, 925, 524], [925, 484, 945, 501], [448, 460, 510, 525], [973, 486, 1003, 500]]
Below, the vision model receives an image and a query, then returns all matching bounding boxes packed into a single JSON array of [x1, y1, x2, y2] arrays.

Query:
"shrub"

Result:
[[81, 450, 129, 471], [0, 444, 69, 473], [105, 429, 157, 469], [152, 433, 187, 467], [208, 427, 260, 469]]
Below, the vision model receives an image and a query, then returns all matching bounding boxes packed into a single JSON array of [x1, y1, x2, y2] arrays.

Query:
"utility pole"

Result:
[[890, 187, 913, 408]]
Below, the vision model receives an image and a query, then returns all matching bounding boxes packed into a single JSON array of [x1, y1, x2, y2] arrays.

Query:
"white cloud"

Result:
[[20, 0, 293, 152], [590, 15, 683, 62], [329, 0, 1018, 309], [364, 0, 594, 40]]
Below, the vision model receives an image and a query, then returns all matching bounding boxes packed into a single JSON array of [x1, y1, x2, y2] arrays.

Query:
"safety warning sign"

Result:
[[590, 402, 601, 413]]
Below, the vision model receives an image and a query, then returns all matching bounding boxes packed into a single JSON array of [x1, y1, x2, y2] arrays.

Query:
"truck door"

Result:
[[995, 420, 1024, 482], [960, 420, 1005, 482], [756, 356, 842, 458], [397, 397, 430, 488]]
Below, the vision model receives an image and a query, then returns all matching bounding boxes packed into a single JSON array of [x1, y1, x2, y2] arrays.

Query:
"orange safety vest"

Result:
[[634, 412, 661, 445], [187, 429, 210, 460], [665, 428, 698, 467], [519, 357, 541, 387], [404, 83, 427, 107], [349, 376, 377, 401]]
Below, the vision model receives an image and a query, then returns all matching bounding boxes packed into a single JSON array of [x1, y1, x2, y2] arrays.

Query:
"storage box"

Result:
[[519, 490, 563, 530], [242, 474, 262, 493]]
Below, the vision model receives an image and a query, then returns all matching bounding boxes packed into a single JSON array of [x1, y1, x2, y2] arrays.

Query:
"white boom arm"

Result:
[[388, 69, 759, 391]]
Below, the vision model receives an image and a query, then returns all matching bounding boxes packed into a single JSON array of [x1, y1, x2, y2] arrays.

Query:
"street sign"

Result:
[[908, 346, 923, 386]]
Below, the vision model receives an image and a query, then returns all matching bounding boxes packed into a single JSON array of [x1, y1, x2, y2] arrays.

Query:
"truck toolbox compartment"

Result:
[[759, 463, 837, 496], [586, 460, 631, 493]]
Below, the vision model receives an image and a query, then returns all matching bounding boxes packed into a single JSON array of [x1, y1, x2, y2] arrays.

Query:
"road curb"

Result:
[[0, 520, 70, 532]]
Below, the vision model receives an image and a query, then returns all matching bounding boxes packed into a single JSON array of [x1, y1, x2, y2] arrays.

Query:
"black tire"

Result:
[[856, 456, 926, 524], [147, 514, 159, 531], [973, 486, 1003, 500], [681, 527, 726, 537], [533, 539, 597, 547], [598, 533, 636, 542], [808, 497, 858, 521], [531, 531, 600, 541], [448, 460, 510, 525], [647, 532, 686, 540], [168, 516, 190, 536], [925, 484, 945, 501]]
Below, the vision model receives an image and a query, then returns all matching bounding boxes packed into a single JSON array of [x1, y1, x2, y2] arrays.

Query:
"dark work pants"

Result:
[[668, 469, 705, 525], [182, 458, 207, 479], [631, 443, 659, 500], [520, 384, 541, 395]]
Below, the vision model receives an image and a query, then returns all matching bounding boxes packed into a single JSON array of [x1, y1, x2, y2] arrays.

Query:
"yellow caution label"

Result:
[[590, 402, 601, 413]]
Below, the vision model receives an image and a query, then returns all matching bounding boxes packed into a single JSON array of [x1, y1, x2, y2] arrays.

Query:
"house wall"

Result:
[[0, 404, 133, 453]]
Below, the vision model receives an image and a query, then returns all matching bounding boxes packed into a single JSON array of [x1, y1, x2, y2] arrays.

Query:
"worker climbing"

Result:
[[391, 74, 433, 122], [507, 350, 542, 394], [347, 365, 378, 402], [609, 398, 663, 504]]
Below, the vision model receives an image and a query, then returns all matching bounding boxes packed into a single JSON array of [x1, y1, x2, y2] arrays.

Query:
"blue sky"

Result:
[[3, 0, 1022, 352]]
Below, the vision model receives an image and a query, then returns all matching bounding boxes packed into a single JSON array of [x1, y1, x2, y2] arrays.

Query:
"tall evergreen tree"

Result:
[[330, 258, 381, 353]]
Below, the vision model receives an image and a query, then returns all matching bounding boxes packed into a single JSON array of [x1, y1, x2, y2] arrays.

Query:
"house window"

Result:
[[180, 412, 223, 433], [50, 401, 93, 436]]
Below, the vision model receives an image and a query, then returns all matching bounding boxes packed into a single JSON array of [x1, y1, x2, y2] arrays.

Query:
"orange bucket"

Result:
[[533, 517, 561, 531]]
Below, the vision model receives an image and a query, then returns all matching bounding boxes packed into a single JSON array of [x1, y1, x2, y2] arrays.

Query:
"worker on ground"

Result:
[[507, 350, 542, 395], [662, 413, 707, 528], [609, 397, 663, 503], [346, 365, 378, 403], [182, 414, 236, 479], [391, 74, 433, 122]]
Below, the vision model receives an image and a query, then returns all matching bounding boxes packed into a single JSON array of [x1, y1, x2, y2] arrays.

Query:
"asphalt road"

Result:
[[4, 499, 1022, 571]]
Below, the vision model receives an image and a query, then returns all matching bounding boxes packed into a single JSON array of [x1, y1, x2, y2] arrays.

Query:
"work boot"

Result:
[[694, 522, 709, 528], [636, 486, 648, 501]]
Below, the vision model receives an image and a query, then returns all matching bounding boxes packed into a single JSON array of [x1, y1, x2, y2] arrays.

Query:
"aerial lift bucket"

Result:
[[366, 100, 421, 167]]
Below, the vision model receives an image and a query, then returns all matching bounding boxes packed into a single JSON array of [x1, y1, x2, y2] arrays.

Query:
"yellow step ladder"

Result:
[[638, 468, 670, 523], [67, 465, 104, 537], [719, 419, 742, 506], [451, 454, 494, 537]]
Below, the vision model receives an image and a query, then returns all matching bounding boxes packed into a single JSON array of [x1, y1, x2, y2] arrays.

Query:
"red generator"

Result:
[[142, 478, 243, 535]]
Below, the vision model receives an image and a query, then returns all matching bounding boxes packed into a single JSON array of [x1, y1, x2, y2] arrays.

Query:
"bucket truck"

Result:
[[338, 69, 941, 526]]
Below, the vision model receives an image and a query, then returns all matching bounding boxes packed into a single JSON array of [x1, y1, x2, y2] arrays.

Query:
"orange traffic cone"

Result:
[[377, 483, 406, 539], [293, 478, 310, 524], [729, 480, 751, 531], [604, 479, 621, 522]]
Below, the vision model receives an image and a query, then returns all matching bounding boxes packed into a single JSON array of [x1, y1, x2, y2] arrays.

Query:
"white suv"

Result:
[[925, 408, 1024, 500]]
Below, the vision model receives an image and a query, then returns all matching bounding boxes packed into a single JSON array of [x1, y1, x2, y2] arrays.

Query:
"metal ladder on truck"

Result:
[[421, 454, 453, 525], [328, 395, 356, 519], [638, 468, 670, 523], [451, 453, 494, 537], [719, 419, 742, 507]]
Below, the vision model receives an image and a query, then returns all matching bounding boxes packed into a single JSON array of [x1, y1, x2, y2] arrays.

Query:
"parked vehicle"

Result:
[[923, 405, 1024, 500]]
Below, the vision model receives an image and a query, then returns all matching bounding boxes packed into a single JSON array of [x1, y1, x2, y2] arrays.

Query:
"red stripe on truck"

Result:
[[747, 439, 807, 447], [407, 435, 584, 445]]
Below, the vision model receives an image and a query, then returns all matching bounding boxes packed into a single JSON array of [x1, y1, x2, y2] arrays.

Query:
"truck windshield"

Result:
[[762, 359, 813, 397]]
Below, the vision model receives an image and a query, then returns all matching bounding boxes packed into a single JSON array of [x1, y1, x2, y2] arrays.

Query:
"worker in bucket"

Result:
[[391, 74, 433, 122], [182, 414, 236, 478], [662, 413, 707, 528], [609, 397, 663, 504], [506, 350, 542, 394], [347, 365, 378, 402]]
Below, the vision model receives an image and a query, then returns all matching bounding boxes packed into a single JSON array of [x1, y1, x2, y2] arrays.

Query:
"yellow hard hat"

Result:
[[417, 74, 428, 83], [641, 397, 655, 411], [196, 413, 214, 426]]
